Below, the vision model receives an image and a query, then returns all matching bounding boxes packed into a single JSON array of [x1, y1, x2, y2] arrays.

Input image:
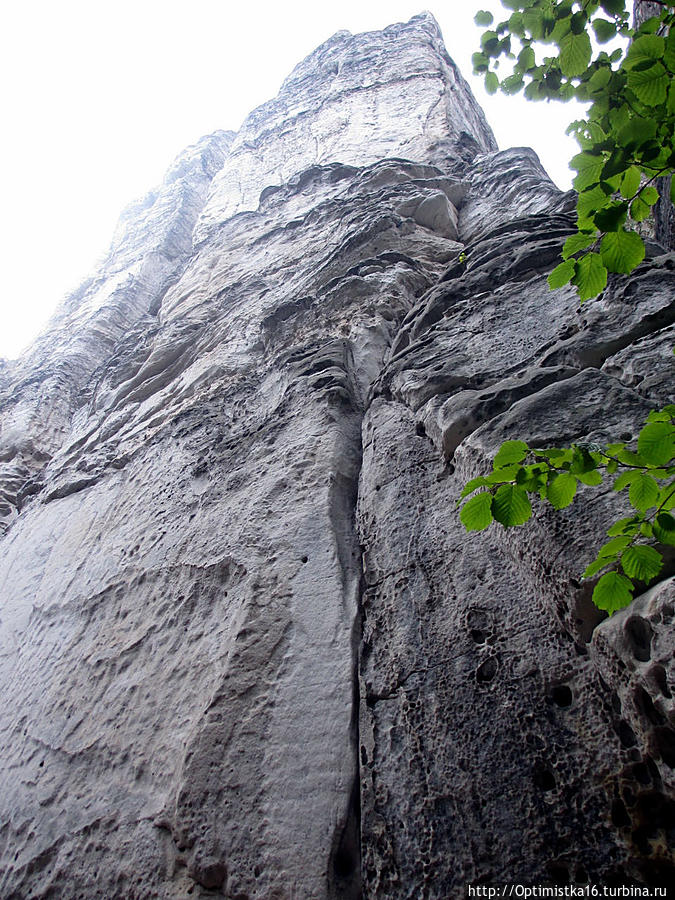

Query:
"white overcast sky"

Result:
[[0, 0, 582, 359]]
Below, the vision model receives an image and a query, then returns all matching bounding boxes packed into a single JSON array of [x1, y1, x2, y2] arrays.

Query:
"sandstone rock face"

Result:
[[1, 13, 674, 899]]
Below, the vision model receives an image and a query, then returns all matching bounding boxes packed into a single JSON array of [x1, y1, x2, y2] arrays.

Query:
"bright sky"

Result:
[[0, 0, 582, 360]]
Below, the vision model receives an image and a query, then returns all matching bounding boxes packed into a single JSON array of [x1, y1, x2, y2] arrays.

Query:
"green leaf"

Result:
[[609, 106, 632, 136], [647, 408, 675, 424], [654, 512, 675, 546], [601, 150, 628, 181], [547, 472, 578, 509], [620, 166, 641, 199], [535, 448, 573, 462], [492, 484, 533, 528], [659, 485, 675, 510], [600, 229, 645, 274], [665, 29, 675, 72], [617, 447, 648, 467], [460, 476, 489, 499], [508, 11, 525, 35], [559, 30, 592, 77], [548, 259, 576, 288], [474, 10, 494, 26], [592, 571, 634, 614], [600, 0, 626, 14], [571, 152, 605, 191], [598, 535, 633, 558], [518, 46, 536, 70], [460, 492, 494, 531], [594, 202, 628, 232], [613, 470, 639, 492], [628, 472, 660, 511], [562, 230, 597, 259], [592, 18, 616, 42], [484, 465, 521, 484], [570, 446, 600, 475], [616, 116, 657, 149], [577, 185, 612, 226], [485, 71, 499, 94], [494, 440, 530, 468], [607, 516, 640, 536], [481, 29, 498, 49], [523, 7, 545, 38], [517, 467, 547, 491], [472, 51, 490, 72], [587, 65, 612, 96], [584, 557, 612, 578], [572, 252, 608, 301], [577, 470, 603, 486], [641, 144, 667, 167], [625, 34, 666, 70], [621, 545, 663, 582], [523, 79, 543, 102], [570, 10, 588, 34], [641, 186, 659, 206], [627, 62, 669, 106], [636, 16, 661, 36], [637, 423, 675, 466], [631, 196, 651, 222], [502, 73, 525, 94], [569, 118, 605, 145]]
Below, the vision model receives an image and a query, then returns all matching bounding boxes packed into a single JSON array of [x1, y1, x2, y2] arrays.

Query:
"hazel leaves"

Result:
[[574, 412, 674, 612], [474, 2, 675, 304], [547, 250, 608, 301], [459, 406, 675, 614]]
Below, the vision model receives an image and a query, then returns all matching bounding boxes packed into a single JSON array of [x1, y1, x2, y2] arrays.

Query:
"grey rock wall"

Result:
[[0, 12, 673, 899]]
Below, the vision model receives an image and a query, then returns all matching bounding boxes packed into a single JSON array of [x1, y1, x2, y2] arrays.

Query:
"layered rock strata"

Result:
[[0, 12, 674, 899]]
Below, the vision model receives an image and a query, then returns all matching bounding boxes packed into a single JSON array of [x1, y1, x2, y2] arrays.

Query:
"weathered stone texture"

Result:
[[0, 12, 674, 899], [194, 14, 496, 237]]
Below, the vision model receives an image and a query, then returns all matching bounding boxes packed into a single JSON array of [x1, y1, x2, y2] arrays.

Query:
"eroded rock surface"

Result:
[[0, 11, 673, 899]]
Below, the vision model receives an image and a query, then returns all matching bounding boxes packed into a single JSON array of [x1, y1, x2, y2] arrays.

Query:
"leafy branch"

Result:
[[459, 406, 675, 614], [473, 0, 675, 302]]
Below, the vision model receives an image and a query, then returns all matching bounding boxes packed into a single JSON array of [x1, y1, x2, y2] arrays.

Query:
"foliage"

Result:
[[459, 407, 675, 613], [472, 0, 675, 302], [459, 1, 675, 616]]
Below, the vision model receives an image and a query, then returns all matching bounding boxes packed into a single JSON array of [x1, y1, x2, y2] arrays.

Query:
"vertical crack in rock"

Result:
[[1, 10, 675, 899], [326, 359, 365, 900], [326, 448, 365, 900]]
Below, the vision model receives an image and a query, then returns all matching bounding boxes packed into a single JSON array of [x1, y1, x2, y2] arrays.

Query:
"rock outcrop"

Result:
[[0, 12, 673, 899]]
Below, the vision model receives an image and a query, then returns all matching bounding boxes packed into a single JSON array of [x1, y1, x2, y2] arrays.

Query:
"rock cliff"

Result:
[[0, 12, 674, 899]]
